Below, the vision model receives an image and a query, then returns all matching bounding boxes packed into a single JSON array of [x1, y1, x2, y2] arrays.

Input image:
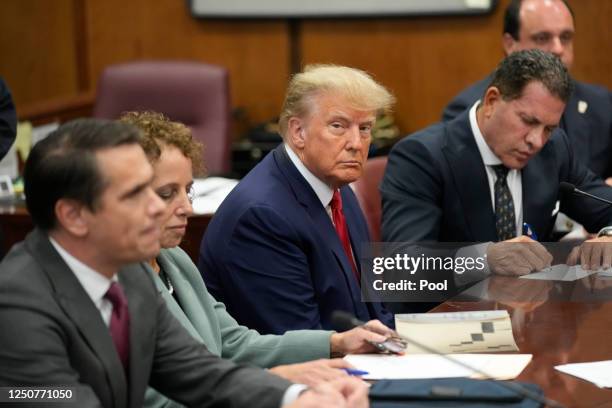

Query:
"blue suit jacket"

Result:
[[442, 75, 612, 178], [381, 110, 612, 243], [199, 145, 393, 334], [0, 77, 16, 161]]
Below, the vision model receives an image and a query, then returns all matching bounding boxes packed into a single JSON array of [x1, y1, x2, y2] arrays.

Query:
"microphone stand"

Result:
[[560, 181, 612, 206]]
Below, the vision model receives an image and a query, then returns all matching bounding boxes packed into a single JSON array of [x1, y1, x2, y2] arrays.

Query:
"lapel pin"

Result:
[[578, 100, 588, 114]]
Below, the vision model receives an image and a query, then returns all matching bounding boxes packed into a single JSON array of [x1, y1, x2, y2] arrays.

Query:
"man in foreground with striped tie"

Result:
[[381, 49, 612, 280], [0, 119, 368, 408], [199, 64, 395, 334]]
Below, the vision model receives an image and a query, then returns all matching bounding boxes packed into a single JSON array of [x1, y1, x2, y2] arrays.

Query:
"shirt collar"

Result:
[[284, 144, 334, 208], [49, 237, 114, 304], [469, 101, 503, 166]]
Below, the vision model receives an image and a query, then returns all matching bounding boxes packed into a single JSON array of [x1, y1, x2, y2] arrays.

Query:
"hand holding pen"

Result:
[[522, 222, 538, 241], [486, 224, 552, 276]]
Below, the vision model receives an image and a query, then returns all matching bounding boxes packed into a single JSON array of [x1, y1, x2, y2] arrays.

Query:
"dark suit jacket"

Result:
[[198, 145, 393, 335], [0, 77, 16, 160], [381, 111, 612, 243], [442, 75, 612, 178], [0, 230, 290, 408]]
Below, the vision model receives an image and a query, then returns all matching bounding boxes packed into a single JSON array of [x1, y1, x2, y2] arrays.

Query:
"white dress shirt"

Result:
[[455, 103, 527, 286], [469, 101, 523, 236], [285, 144, 335, 217], [49, 237, 115, 326]]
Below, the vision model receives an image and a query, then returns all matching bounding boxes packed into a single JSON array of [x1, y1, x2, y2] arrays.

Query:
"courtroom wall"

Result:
[[0, 0, 609, 135]]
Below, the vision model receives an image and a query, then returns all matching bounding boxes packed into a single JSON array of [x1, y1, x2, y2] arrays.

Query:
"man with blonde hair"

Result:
[[199, 64, 395, 334]]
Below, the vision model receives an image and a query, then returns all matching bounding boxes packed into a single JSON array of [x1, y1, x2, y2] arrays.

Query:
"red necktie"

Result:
[[104, 282, 130, 373], [331, 190, 360, 284]]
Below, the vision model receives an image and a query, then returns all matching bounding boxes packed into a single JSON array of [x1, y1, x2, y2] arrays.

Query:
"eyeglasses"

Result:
[[155, 185, 195, 204]]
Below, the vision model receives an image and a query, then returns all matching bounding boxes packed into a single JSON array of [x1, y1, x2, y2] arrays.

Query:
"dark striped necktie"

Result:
[[493, 164, 516, 241]]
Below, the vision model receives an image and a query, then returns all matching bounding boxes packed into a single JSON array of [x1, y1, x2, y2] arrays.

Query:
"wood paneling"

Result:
[[84, 0, 290, 125], [301, 0, 612, 134], [1, 0, 610, 136], [301, 11, 505, 133], [0, 0, 80, 106], [571, 0, 612, 86]]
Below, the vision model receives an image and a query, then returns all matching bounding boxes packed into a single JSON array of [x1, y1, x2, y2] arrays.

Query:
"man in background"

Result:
[[382, 50, 612, 278], [443, 0, 612, 182]]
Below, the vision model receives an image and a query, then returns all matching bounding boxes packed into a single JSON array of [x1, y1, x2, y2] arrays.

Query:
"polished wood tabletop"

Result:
[[0, 201, 212, 263], [433, 275, 612, 407], [3, 201, 611, 406]]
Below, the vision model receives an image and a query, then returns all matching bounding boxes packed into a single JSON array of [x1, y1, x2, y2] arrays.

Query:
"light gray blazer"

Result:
[[145, 247, 331, 408]]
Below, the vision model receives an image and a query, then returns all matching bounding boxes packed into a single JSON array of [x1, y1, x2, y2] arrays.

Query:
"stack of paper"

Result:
[[345, 311, 530, 381], [555, 360, 612, 388], [395, 310, 518, 354], [191, 177, 239, 214], [598, 269, 612, 278], [344, 353, 532, 381]]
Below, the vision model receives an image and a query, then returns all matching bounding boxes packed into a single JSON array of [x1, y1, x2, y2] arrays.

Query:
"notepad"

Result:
[[344, 353, 532, 381], [395, 310, 519, 354], [191, 177, 238, 214]]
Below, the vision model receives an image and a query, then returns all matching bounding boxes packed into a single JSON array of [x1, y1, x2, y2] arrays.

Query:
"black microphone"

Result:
[[331, 311, 364, 332], [560, 182, 612, 206], [331, 310, 565, 408]]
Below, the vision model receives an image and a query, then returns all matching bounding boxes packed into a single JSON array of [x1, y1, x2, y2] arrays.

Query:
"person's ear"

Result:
[[54, 198, 89, 237], [481, 86, 502, 119], [287, 117, 306, 150], [502, 33, 517, 56]]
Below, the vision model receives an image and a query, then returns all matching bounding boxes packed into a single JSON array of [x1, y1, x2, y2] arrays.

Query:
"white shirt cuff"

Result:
[[281, 384, 308, 407]]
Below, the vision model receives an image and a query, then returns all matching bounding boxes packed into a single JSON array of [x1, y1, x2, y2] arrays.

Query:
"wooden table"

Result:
[[0, 202, 212, 264], [433, 276, 612, 407]]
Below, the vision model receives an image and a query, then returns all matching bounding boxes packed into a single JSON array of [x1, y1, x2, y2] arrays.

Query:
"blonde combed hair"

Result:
[[278, 64, 395, 137]]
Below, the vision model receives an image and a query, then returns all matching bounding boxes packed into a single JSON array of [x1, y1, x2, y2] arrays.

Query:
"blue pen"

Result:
[[523, 222, 538, 241], [342, 368, 369, 376]]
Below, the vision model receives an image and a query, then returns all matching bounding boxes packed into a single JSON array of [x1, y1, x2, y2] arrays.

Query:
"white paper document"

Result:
[[395, 310, 518, 354], [598, 269, 612, 278], [397, 310, 509, 322], [344, 353, 532, 381], [555, 360, 612, 388], [519, 264, 604, 281], [191, 177, 239, 214]]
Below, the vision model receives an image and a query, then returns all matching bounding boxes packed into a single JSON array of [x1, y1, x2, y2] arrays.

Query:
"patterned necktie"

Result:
[[330, 190, 360, 284], [104, 282, 130, 372], [493, 165, 516, 241]]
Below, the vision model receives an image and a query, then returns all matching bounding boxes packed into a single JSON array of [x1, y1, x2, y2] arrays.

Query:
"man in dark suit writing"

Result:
[[443, 0, 612, 183], [0, 119, 367, 408], [382, 50, 612, 277], [199, 65, 395, 334]]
